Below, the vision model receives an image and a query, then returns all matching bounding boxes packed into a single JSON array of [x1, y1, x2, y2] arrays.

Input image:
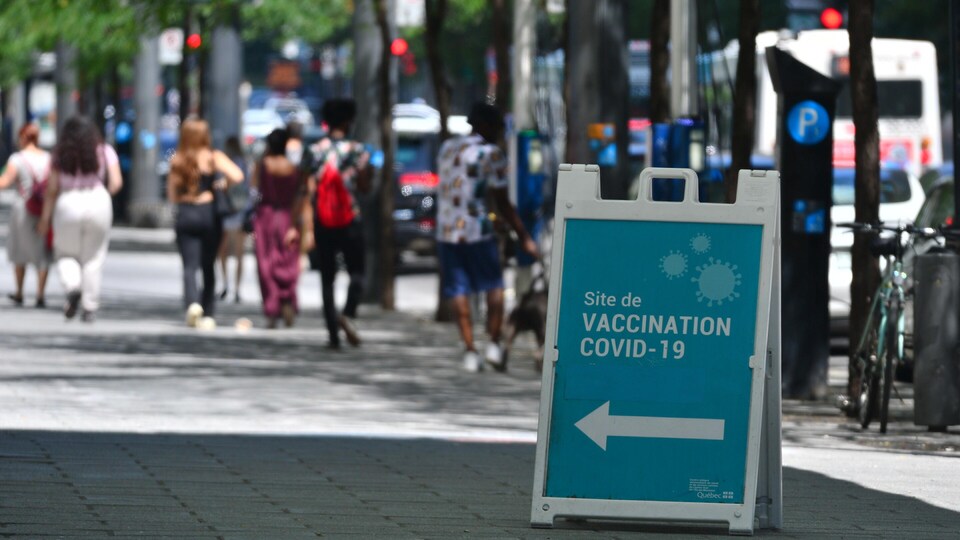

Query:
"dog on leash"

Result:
[[499, 273, 548, 373]]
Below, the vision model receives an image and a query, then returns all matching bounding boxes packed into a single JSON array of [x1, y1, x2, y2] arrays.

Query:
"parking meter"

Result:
[[767, 47, 841, 399], [516, 130, 546, 260]]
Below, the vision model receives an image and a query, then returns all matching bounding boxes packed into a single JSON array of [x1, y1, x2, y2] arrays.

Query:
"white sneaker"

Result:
[[463, 350, 483, 372], [485, 342, 504, 371], [185, 303, 204, 327], [196, 316, 217, 331]]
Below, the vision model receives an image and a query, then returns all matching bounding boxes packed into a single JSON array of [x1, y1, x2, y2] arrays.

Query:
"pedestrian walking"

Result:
[[435, 102, 538, 372], [0, 123, 52, 308], [167, 118, 244, 328], [217, 135, 250, 304], [36, 116, 123, 322], [253, 128, 310, 329], [306, 98, 371, 349]]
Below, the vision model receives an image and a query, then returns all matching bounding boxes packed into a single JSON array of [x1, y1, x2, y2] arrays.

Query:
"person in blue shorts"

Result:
[[435, 102, 538, 372]]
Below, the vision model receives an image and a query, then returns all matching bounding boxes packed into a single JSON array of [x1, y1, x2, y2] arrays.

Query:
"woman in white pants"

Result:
[[38, 116, 123, 322]]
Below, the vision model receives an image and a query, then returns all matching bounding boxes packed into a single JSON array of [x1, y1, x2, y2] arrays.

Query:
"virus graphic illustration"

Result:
[[690, 233, 711, 254], [660, 251, 688, 279], [692, 257, 742, 306]]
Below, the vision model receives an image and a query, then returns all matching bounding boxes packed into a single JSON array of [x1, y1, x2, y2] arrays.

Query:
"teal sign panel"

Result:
[[545, 218, 763, 503]]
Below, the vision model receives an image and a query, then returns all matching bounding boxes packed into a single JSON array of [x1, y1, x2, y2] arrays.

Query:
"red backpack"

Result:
[[315, 158, 356, 228]]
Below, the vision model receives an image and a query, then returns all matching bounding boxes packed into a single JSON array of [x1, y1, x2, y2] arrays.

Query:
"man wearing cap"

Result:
[[436, 102, 539, 372]]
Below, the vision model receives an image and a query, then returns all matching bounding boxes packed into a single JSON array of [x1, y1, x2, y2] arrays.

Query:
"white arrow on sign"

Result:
[[575, 401, 725, 450]]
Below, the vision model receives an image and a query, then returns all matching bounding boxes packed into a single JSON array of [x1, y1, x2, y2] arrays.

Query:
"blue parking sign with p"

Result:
[[787, 100, 830, 145]]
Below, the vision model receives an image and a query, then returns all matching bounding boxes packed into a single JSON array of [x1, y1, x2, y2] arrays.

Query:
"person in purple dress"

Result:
[[253, 128, 310, 328]]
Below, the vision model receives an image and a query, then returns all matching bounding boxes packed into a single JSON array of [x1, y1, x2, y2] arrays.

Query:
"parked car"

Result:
[[391, 103, 471, 262], [829, 167, 926, 335]]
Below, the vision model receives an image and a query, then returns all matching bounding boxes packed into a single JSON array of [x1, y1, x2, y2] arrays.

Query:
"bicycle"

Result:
[[836, 221, 941, 433]]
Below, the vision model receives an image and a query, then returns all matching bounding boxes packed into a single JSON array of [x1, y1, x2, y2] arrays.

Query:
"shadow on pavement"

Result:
[[1, 430, 959, 538]]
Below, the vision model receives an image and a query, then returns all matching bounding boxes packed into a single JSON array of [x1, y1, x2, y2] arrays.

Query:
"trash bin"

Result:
[[913, 251, 960, 429]]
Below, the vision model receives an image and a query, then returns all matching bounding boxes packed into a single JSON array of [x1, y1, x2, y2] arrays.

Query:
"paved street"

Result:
[[1, 219, 960, 537]]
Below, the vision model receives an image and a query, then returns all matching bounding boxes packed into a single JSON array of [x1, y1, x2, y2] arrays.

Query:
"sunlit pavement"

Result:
[[1, 218, 960, 536]]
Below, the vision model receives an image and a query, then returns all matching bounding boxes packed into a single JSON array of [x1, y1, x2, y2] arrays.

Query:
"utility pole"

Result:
[[567, 0, 629, 198], [669, 0, 697, 119], [130, 33, 162, 227], [208, 7, 242, 150], [512, 0, 535, 132], [55, 41, 78, 133]]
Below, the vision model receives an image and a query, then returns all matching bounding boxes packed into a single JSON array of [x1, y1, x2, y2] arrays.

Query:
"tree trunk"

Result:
[[425, 0, 450, 141], [374, 0, 396, 310], [490, 0, 511, 112], [649, 0, 670, 124], [847, 0, 881, 406], [725, 0, 759, 203]]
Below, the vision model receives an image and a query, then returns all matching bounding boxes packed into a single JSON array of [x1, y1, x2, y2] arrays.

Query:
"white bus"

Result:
[[719, 29, 942, 177]]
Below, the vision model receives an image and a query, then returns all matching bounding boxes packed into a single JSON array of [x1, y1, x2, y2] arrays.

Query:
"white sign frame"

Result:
[[530, 165, 782, 535]]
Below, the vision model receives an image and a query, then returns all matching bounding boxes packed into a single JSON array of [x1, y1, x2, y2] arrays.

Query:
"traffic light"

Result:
[[785, 0, 846, 32], [820, 7, 843, 29], [390, 38, 408, 56], [186, 33, 202, 50]]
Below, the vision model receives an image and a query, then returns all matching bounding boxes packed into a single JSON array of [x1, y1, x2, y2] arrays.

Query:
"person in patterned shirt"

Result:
[[436, 102, 538, 372]]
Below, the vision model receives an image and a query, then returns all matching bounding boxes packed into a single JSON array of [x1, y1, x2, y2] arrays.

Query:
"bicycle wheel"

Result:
[[857, 325, 881, 429], [879, 298, 901, 434]]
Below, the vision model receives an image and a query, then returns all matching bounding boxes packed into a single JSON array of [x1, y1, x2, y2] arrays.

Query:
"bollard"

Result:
[[913, 251, 960, 429]]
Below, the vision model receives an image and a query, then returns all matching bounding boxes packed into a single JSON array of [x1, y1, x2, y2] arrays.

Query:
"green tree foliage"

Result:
[[240, 0, 352, 46], [0, 0, 352, 87], [400, 0, 491, 108]]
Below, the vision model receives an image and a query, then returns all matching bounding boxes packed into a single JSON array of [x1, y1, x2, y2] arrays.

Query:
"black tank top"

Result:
[[199, 173, 217, 193]]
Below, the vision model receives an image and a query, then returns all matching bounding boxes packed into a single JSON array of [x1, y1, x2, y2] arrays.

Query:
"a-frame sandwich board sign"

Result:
[[530, 166, 782, 535]]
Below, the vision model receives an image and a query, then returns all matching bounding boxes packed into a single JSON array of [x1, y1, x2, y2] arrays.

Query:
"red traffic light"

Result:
[[820, 7, 843, 29], [186, 33, 202, 49], [390, 38, 408, 56]]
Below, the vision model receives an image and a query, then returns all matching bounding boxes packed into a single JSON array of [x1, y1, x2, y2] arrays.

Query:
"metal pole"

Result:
[[566, 0, 597, 165], [209, 9, 242, 150], [130, 34, 162, 226], [669, 0, 698, 118], [55, 41, 78, 133], [513, 0, 535, 132]]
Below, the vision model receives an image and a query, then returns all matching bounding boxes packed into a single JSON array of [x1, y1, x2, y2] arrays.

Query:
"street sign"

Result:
[[787, 100, 829, 145], [159, 28, 184, 66], [531, 166, 782, 535]]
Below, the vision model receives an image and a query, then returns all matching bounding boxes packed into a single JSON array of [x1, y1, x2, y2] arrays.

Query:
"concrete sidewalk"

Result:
[[1, 293, 959, 538]]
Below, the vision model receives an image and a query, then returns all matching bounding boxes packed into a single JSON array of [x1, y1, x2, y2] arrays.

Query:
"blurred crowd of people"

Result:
[[1, 100, 538, 370]]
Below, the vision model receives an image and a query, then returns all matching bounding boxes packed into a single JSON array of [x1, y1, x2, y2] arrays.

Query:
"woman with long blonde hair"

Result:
[[167, 118, 243, 327]]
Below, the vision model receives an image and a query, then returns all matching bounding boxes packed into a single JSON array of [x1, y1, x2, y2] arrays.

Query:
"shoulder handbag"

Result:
[[211, 156, 236, 219], [23, 158, 48, 217], [213, 185, 236, 218]]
